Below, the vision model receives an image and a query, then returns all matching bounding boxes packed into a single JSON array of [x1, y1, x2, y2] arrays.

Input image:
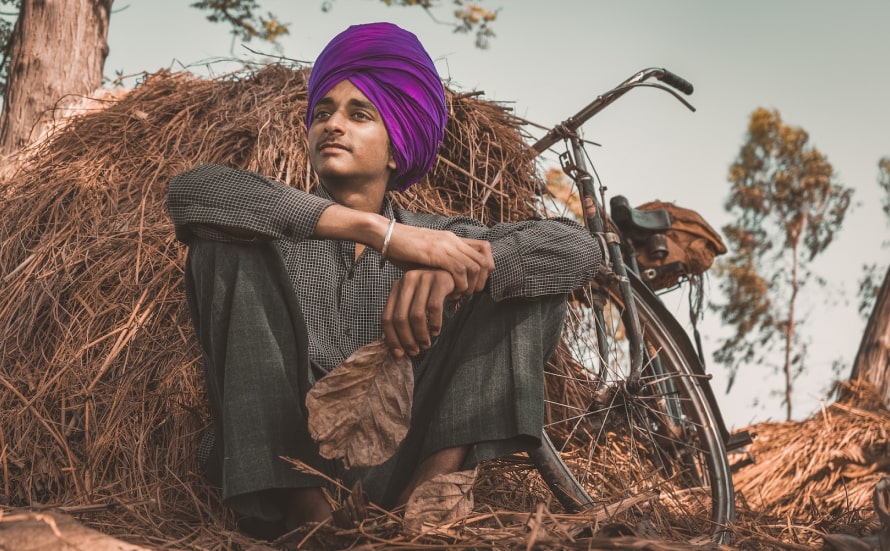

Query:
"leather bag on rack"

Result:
[[632, 200, 727, 290]]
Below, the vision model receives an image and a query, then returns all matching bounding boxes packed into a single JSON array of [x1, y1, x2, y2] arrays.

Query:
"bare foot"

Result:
[[284, 487, 332, 531], [397, 445, 469, 506]]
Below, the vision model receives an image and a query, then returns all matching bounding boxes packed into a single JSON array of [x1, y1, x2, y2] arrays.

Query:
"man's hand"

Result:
[[384, 225, 494, 298], [382, 269, 456, 358], [314, 207, 494, 296]]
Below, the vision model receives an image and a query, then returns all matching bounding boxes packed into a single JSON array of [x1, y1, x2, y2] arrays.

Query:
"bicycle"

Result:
[[523, 67, 742, 543]]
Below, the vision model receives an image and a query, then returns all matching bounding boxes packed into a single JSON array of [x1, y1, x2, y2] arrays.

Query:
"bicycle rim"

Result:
[[533, 275, 734, 541]]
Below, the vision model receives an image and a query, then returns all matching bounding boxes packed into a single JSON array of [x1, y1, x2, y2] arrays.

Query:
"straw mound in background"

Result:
[[0, 64, 546, 548], [728, 380, 890, 547]]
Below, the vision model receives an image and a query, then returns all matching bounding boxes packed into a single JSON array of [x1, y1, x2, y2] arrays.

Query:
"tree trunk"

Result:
[[0, 0, 113, 156], [783, 222, 806, 421], [783, 239, 800, 421], [849, 266, 890, 404]]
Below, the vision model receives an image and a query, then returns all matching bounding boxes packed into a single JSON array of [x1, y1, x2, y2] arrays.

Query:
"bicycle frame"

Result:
[[529, 69, 738, 542], [533, 67, 695, 390]]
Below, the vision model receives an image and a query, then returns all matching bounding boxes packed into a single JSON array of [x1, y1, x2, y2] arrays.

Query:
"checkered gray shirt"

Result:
[[168, 165, 601, 373]]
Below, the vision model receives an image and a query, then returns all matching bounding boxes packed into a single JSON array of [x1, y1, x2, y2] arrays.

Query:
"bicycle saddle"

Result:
[[609, 195, 671, 241]]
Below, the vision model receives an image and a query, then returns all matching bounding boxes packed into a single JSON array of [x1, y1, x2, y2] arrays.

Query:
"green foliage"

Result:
[[879, 156, 890, 219], [451, 1, 497, 48], [712, 108, 853, 415], [191, 0, 289, 44], [856, 157, 890, 317], [322, 0, 498, 49], [726, 108, 850, 261], [859, 264, 884, 317]]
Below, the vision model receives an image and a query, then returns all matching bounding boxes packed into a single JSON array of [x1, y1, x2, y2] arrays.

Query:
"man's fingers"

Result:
[[426, 282, 450, 337], [383, 271, 454, 357], [447, 259, 470, 296], [382, 280, 405, 358], [391, 276, 422, 356], [407, 277, 432, 351], [465, 239, 495, 269], [392, 278, 420, 356], [447, 238, 493, 296]]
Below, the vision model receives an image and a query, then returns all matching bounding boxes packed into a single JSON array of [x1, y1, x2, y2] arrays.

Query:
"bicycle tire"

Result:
[[530, 272, 734, 542]]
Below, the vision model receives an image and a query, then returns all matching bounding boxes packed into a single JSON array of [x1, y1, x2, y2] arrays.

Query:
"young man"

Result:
[[167, 22, 601, 537]]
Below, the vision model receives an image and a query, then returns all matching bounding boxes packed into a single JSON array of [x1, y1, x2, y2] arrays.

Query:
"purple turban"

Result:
[[307, 22, 447, 191]]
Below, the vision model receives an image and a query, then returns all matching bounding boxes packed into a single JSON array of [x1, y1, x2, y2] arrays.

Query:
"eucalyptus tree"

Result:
[[713, 107, 853, 420]]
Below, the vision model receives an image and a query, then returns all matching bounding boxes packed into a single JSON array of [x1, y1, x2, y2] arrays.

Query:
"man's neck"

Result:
[[321, 180, 387, 214], [319, 179, 388, 261]]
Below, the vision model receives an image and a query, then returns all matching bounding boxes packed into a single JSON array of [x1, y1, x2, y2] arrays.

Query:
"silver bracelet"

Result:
[[379, 218, 396, 268]]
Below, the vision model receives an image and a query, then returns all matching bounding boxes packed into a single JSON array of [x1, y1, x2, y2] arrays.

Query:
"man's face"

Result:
[[308, 79, 396, 189]]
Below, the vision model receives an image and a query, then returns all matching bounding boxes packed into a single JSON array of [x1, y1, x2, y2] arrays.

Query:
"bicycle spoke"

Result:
[[536, 279, 732, 540]]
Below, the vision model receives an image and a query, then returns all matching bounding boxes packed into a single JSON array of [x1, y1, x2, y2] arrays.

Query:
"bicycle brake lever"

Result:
[[629, 83, 697, 112]]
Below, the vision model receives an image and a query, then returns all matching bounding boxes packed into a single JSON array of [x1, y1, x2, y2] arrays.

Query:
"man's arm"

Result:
[[380, 214, 601, 357], [167, 164, 335, 243], [440, 215, 603, 301], [168, 165, 494, 295], [381, 268, 455, 357]]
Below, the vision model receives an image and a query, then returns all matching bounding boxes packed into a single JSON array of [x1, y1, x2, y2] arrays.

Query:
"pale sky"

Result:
[[104, 0, 890, 428]]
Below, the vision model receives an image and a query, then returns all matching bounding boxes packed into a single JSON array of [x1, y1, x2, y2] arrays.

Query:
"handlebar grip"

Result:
[[658, 69, 694, 95]]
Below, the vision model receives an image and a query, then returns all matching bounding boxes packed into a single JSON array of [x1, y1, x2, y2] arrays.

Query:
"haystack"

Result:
[[732, 380, 890, 542], [0, 64, 552, 548]]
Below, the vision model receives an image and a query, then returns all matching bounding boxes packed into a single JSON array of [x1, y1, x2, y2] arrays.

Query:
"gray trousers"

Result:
[[184, 238, 566, 525]]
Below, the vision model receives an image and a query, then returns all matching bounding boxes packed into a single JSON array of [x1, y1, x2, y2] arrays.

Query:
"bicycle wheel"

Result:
[[530, 272, 734, 542]]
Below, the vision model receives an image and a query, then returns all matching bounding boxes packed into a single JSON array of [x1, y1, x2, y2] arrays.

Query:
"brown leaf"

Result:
[[306, 339, 413, 468], [403, 469, 477, 533], [331, 480, 369, 529]]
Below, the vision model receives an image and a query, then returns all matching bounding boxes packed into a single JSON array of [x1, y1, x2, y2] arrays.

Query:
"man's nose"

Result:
[[323, 111, 346, 133]]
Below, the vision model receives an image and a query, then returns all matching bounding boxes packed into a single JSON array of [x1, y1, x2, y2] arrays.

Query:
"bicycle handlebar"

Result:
[[657, 68, 694, 95], [531, 67, 695, 154]]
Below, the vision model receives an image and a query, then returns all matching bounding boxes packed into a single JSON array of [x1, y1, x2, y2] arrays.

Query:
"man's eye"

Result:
[[313, 111, 330, 120], [353, 111, 371, 120]]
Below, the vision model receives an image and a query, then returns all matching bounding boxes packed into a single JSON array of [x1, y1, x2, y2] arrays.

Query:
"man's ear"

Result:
[[387, 146, 397, 172], [384, 147, 398, 191]]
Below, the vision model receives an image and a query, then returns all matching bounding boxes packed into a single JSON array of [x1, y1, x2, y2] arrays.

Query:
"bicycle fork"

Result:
[[563, 139, 647, 392]]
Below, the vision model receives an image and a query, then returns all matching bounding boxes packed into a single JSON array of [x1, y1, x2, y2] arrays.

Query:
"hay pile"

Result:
[[729, 380, 890, 546], [0, 64, 549, 548]]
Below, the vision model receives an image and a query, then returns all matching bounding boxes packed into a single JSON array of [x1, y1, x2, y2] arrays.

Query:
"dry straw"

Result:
[[0, 64, 553, 549], [732, 381, 890, 537]]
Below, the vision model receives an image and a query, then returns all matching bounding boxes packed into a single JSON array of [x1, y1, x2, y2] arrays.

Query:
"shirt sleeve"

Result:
[[408, 212, 602, 301], [167, 164, 335, 243]]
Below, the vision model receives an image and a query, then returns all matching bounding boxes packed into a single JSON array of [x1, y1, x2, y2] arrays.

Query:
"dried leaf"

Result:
[[331, 480, 369, 529], [403, 469, 477, 533], [306, 340, 413, 468]]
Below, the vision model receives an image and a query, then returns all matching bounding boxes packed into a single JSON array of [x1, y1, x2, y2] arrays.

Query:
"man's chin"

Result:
[[317, 172, 389, 190]]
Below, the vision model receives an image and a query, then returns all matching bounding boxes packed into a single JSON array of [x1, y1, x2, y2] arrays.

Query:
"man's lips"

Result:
[[317, 141, 348, 152]]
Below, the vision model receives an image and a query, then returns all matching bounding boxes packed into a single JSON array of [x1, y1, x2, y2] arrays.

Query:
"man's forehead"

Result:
[[317, 80, 377, 107]]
